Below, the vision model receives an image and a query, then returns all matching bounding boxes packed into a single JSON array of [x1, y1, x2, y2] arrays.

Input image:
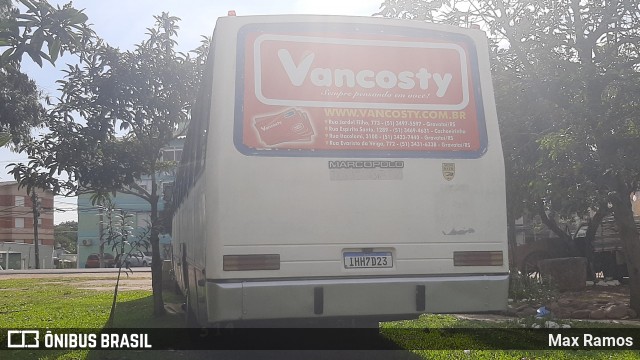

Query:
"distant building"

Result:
[[0, 181, 54, 269], [76, 142, 181, 268]]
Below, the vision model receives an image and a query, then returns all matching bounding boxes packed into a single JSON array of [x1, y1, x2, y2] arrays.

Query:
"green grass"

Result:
[[380, 314, 640, 359], [1, 278, 640, 359], [0, 277, 183, 328], [0, 277, 184, 360]]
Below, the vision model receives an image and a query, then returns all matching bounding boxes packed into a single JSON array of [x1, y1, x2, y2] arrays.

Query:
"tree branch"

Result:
[[120, 182, 151, 202], [536, 199, 572, 242], [586, 0, 619, 48]]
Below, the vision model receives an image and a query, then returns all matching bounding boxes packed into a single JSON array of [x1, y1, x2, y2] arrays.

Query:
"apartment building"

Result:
[[0, 181, 54, 269], [77, 142, 181, 268]]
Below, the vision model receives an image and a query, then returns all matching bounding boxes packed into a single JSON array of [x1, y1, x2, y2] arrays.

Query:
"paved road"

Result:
[[0, 267, 152, 278], [0, 267, 153, 291]]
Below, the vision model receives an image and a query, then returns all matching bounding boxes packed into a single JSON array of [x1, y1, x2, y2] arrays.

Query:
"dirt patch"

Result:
[[506, 284, 638, 322], [0, 271, 152, 291], [560, 284, 630, 305], [455, 285, 640, 325], [76, 278, 152, 291], [0, 271, 151, 279]]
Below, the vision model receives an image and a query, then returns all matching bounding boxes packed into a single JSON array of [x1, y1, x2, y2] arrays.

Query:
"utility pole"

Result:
[[31, 191, 41, 269]]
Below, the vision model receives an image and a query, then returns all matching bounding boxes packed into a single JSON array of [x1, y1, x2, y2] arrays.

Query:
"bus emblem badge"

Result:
[[442, 163, 455, 181]]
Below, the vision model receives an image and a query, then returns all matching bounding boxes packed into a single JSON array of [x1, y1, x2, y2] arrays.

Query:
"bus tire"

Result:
[[184, 292, 199, 328], [174, 280, 183, 295]]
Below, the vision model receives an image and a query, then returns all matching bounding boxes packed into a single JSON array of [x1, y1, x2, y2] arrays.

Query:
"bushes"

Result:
[[509, 270, 557, 305]]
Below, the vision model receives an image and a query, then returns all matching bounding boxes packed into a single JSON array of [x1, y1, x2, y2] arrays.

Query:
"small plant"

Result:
[[95, 196, 151, 327], [509, 270, 558, 305]]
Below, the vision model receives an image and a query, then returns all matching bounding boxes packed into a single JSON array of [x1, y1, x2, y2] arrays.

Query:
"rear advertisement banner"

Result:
[[235, 23, 488, 158]]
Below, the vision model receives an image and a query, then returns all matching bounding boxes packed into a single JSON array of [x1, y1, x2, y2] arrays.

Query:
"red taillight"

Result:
[[223, 254, 280, 271], [453, 251, 503, 266]]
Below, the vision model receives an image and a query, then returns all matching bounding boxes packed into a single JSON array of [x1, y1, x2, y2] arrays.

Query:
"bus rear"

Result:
[[176, 15, 509, 325]]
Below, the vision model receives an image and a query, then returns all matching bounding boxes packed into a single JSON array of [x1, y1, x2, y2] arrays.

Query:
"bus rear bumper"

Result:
[[205, 274, 509, 324]]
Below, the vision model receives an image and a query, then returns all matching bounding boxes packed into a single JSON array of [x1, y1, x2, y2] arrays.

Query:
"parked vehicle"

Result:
[[173, 15, 509, 326], [573, 216, 640, 280], [514, 237, 572, 277], [117, 251, 152, 267], [514, 216, 640, 280], [84, 253, 115, 268]]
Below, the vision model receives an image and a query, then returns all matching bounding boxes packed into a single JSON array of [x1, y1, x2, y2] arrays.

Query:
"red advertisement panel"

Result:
[[236, 25, 486, 157]]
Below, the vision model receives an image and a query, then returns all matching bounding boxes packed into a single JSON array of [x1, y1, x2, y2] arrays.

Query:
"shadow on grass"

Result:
[[86, 296, 423, 360], [3, 295, 185, 360], [381, 327, 549, 350], [4, 293, 422, 360], [107, 294, 185, 328]]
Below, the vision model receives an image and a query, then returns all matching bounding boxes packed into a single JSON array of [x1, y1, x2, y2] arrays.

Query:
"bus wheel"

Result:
[[174, 280, 183, 295], [184, 291, 199, 328]]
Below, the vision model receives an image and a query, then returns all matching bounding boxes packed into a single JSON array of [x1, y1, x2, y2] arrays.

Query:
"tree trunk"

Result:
[[150, 186, 165, 317], [536, 199, 577, 255], [581, 205, 610, 280], [611, 178, 640, 312], [585, 205, 609, 245]]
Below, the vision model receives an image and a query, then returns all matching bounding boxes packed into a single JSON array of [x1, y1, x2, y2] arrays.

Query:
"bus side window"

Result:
[[174, 46, 214, 206]]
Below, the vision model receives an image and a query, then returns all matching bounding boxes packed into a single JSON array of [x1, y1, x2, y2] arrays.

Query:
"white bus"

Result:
[[172, 14, 509, 326]]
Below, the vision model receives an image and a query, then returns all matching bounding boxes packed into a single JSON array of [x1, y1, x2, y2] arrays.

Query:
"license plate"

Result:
[[343, 252, 393, 269]]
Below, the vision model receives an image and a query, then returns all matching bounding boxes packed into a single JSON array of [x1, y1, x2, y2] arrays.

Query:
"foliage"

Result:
[[98, 198, 150, 258], [377, 0, 640, 310], [9, 13, 209, 316], [11, 13, 207, 195], [0, 0, 92, 147], [0, 66, 42, 145], [509, 271, 557, 305], [97, 197, 150, 327], [379, 0, 640, 215], [54, 220, 77, 252], [0, 0, 92, 68]]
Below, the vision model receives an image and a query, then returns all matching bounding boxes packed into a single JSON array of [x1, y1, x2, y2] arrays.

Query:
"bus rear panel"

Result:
[[172, 15, 509, 326]]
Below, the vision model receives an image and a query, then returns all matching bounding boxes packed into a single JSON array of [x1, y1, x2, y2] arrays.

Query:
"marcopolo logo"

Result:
[[254, 34, 470, 110], [328, 160, 404, 169]]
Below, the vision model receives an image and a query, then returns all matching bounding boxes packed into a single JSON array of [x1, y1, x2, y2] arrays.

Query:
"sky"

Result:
[[0, 0, 384, 224]]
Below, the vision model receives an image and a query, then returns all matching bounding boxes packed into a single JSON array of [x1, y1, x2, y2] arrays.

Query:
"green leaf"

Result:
[[26, 46, 43, 67], [31, 27, 45, 54], [48, 38, 61, 63], [67, 12, 88, 25], [0, 132, 11, 147], [1, 47, 16, 66]]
